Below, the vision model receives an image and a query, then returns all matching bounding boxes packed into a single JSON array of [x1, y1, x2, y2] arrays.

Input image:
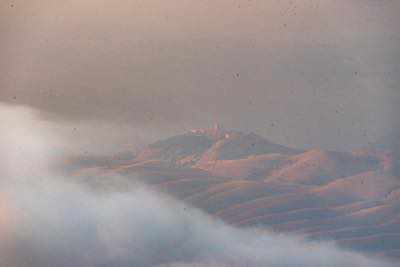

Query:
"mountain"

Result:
[[135, 124, 298, 168], [70, 126, 400, 259]]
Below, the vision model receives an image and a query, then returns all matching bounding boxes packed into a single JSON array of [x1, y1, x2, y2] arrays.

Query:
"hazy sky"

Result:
[[1, 0, 399, 153]]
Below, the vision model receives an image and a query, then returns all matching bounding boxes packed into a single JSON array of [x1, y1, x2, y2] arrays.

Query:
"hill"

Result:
[[70, 126, 400, 259]]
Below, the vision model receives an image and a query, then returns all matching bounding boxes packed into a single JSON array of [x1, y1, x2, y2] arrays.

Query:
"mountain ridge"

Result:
[[69, 126, 400, 259]]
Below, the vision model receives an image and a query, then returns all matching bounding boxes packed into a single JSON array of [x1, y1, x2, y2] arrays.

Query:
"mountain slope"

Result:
[[70, 127, 400, 259]]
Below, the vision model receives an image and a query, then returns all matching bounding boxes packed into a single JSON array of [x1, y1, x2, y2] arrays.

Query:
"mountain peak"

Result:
[[134, 126, 298, 167], [189, 123, 226, 140]]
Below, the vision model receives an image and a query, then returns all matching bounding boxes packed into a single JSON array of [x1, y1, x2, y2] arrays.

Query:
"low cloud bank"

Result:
[[1, 179, 394, 267], [0, 104, 394, 267]]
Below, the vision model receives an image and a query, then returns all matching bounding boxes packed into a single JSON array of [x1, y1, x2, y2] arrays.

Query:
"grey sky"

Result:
[[1, 0, 399, 153]]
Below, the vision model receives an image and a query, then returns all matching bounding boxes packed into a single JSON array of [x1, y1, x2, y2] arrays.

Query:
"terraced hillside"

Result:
[[72, 127, 400, 259]]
